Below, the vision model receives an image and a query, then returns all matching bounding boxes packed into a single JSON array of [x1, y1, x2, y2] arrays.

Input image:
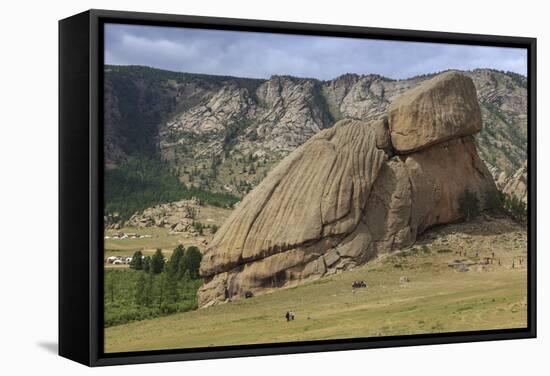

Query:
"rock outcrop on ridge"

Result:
[[197, 71, 497, 308], [124, 198, 202, 232]]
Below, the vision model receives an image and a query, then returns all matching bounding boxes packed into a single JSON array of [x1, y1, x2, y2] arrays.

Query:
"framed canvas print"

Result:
[[59, 9, 536, 366]]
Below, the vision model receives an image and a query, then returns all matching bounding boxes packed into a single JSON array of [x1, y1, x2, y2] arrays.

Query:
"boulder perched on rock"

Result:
[[198, 72, 496, 308], [388, 71, 482, 153]]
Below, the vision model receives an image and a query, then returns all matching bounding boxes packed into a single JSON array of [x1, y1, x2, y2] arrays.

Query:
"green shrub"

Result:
[[502, 193, 527, 223], [458, 190, 480, 220]]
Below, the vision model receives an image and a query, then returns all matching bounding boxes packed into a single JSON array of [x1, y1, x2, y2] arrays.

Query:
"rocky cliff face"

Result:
[[104, 66, 526, 197], [491, 161, 528, 204], [197, 72, 497, 307], [502, 162, 528, 204]]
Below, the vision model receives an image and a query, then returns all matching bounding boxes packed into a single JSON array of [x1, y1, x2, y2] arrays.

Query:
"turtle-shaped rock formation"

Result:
[[198, 71, 496, 308]]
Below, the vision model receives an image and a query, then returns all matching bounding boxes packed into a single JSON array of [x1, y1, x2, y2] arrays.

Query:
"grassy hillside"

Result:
[[105, 215, 527, 353], [104, 156, 239, 220], [104, 269, 202, 327], [104, 205, 233, 255]]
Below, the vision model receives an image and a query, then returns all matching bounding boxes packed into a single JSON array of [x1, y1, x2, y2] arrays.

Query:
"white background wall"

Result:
[[0, 0, 546, 374]]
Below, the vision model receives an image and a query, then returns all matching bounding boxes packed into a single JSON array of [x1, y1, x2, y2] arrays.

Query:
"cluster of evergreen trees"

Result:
[[501, 193, 527, 223], [131, 246, 203, 308], [104, 245, 203, 327], [458, 188, 527, 224]]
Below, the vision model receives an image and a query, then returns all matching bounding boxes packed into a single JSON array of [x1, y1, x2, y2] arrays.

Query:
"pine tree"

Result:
[[157, 273, 166, 309], [130, 250, 143, 270], [169, 245, 185, 274], [134, 272, 147, 306], [169, 245, 185, 279], [458, 189, 480, 220], [486, 189, 504, 213], [105, 272, 117, 303], [165, 267, 179, 305], [151, 249, 165, 274], [505, 194, 527, 223], [182, 246, 202, 279], [143, 272, 154, 307], [142, 256, 151, 273]]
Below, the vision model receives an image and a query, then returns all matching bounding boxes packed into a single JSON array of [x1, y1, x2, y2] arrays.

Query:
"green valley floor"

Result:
[[104, 215, 527, 353]]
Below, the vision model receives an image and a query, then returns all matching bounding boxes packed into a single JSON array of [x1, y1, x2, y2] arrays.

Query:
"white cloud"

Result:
[[104, 23, 527, 80]]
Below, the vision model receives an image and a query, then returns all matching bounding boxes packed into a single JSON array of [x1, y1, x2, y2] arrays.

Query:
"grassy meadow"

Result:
[[104, 205, 232, 260], [104, 215, 527, 353]]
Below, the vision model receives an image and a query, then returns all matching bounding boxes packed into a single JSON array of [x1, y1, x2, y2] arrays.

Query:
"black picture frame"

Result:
[[59, 8, 537, 367]]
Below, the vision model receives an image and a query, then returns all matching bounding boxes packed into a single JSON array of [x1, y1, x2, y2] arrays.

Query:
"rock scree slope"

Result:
[[198, 71, 497, 308]]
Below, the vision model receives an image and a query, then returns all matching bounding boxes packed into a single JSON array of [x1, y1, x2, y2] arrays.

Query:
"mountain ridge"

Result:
[[104, 65, 527, 200], [105, 64, 526, 86]]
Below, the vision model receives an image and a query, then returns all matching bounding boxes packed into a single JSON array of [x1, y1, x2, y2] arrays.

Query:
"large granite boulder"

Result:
[[200, 118, 388, 280], [404, 136, 495, 233], [198, 72, 496, 308], [388, 71, 482, 153]]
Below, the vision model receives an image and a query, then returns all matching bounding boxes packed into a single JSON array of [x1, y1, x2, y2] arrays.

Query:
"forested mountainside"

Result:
[[104, 65, 527, 216]]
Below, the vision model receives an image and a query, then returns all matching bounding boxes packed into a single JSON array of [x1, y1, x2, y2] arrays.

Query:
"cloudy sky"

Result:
[[105, 23, 527, 80]]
